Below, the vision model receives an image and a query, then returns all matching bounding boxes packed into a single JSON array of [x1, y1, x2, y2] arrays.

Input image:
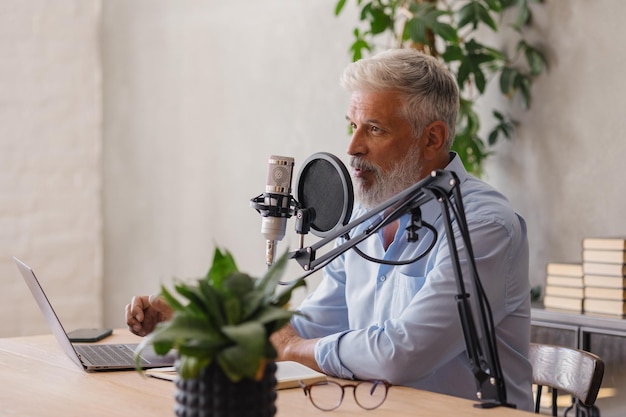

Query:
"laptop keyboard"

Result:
[[75, 344, 146, 366]]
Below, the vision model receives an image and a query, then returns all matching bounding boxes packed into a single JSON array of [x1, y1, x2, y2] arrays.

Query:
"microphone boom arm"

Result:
[[290, 171, 448, 271]]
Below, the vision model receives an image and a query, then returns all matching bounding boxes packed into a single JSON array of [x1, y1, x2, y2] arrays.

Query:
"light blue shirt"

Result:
[[291, 153, 533, 411]]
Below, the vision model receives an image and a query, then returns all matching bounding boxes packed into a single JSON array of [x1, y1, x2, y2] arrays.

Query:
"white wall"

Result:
[[2, 0, 626, 337], [100, 0, 357, 327], [0, 0, 102, 337]]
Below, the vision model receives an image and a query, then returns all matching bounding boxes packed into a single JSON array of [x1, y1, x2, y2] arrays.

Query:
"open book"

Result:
[[145, 361, 327, 390]]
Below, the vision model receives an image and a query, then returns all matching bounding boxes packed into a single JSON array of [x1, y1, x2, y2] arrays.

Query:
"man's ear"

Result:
[[422, 121, 448, 160]]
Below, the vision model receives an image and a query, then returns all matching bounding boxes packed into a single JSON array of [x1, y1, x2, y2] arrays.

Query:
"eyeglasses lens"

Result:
[[354, 381, 387, 410], [309, 381, 344, 411]]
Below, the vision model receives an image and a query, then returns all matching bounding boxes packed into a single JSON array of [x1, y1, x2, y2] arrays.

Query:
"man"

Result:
[[126, 49, 533, 410]]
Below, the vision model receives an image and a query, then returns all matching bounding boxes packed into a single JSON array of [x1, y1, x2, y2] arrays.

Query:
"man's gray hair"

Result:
[[340, 49, 459, 149]]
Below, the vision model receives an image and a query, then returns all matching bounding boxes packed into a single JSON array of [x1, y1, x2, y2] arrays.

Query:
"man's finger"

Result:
[[130, 296, 150, 321], [148, 294, 168, 312]]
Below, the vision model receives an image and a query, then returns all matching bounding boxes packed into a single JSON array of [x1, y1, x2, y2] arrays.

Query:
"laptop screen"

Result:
[[13, 257, 85, 369]]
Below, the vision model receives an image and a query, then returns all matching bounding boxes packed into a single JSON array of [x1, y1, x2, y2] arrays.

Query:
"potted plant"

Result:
[[334, 0, 548, 176], [135, 247, 306, 417]]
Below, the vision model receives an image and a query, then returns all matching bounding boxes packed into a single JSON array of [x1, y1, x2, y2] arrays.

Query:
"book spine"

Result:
[[546, 263, 583, 277], [583, 238, 626, 251], [583, 249, 626, 264], [583, 275, 626, 288], [543, 295, 582, 312]]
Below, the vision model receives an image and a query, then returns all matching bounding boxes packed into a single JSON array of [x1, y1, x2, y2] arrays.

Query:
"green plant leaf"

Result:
[[458, 40, 500, 93], [252, 305, 296, 326], [335, 0, 347, 16], [457, 99, 481, 137], [487, 128, 499, 146], [221, 321, 266, 347], [218, 322, 268, 381], [150, 314, 224, 345], [516, 73, 532, 109], [218, 346, 265, 382], [430, 21, 458, 43], [174, 283, 210, 316], [271, 277, 307, 307], [483, 0, 503, 12], [477, 2, 498, 31], [457, 54, 488, 94], [178, 356, 211, 380], [457, 59, 471, 89], [473, 64, 487, 93], [222, 272, 255, 298], [199, 278, 226, 326], [513, 0, 531, 29], [366, 5, 393, 35], [487, 111, 517, 146], [441, 45, 464, 63], [241, 291, 266, 321], [207, 247, 238, 288], [407, 15, 428, 45], [500, 0, 519, 8], [256, 250, 290, 296], [260, 309, 306, 336], [159, 285, 186, 313], [407, 3, 456, 45], [223, 294, 242, 325], [350, 28, 372, 61], [455, 98, 489, 175], [515, 40, 547, 77], [457, 1, 497, 31], [265, 318, 293, 338], [499, 67, 517, 96]]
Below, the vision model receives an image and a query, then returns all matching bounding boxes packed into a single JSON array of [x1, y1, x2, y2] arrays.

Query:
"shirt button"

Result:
[[380, 275, 386, 282]]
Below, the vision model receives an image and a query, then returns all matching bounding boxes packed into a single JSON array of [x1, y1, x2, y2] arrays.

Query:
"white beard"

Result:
[[352, 145, 424, 209]]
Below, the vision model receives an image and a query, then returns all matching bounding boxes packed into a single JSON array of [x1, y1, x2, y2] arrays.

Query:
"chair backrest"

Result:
[[528, 343, 604, 414]]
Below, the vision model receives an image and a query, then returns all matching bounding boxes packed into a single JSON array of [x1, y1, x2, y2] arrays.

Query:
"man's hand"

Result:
[[125, 294, 173, 336], [271, 323, 321, 372]]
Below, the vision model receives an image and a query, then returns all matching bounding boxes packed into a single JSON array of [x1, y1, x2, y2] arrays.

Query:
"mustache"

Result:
[[350, 156, 381, 173]]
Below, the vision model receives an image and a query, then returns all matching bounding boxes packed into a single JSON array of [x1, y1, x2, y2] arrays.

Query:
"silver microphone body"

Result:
[[261, 155, 295, 266]]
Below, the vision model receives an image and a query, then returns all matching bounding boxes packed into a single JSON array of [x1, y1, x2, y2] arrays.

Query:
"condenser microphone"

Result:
[[250, 155, 296, 266]]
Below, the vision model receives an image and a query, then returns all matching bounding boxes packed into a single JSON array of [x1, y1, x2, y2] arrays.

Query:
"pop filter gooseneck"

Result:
[[295, 152, 353, 238]]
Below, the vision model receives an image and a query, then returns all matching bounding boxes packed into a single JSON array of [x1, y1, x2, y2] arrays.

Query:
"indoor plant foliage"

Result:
[[136, 247, 305, 416], [335, 0, 548, 176]]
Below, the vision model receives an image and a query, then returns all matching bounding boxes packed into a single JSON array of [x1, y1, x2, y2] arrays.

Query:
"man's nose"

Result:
[[347, 128, 367, 156]]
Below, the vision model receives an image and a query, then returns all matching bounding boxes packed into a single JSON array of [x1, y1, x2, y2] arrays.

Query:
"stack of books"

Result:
[[582, 237, 626, 317], [543, 262, 584, 313]]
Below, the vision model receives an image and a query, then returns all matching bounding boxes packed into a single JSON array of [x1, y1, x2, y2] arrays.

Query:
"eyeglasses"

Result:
[[299, 379, 391, 411]]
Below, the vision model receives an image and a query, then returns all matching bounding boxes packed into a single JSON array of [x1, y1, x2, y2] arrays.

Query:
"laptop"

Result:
[[13, 257, 176, 371]]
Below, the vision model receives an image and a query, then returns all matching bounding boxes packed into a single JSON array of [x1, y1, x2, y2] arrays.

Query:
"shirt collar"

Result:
[[444, 152, 470, 184], [396, 152, 469, 230]]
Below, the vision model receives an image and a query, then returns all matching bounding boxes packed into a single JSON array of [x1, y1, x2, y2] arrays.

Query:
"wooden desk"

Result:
[[0, 330, 533, 416]]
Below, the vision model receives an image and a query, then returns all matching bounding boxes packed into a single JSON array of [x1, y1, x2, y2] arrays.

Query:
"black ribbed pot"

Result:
[[174, 360, 278, 417]]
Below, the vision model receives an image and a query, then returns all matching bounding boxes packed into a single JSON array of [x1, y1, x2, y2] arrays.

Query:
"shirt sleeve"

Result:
[[290, 248, 350, 339]]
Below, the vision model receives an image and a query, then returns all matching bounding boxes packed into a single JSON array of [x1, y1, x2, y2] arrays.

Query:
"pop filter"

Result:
[[295, 152, 354, 238]]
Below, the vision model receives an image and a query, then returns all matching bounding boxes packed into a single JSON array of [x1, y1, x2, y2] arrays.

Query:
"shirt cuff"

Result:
[[314, 330, 355, 380]]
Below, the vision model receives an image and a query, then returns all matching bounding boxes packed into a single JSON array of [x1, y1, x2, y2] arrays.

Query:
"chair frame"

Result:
[[529, 343, 604, 417]]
